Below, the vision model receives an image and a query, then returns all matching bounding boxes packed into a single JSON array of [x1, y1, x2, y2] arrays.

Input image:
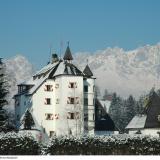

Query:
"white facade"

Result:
[[14, 48, 96, 137], [84, 78, 95, 135]]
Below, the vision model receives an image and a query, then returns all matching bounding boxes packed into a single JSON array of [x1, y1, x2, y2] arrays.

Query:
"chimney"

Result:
[[51, 54, 59, 63]]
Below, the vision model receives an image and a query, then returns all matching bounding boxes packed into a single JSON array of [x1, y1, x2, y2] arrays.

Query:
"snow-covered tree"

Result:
[[0, 58, 9, 131]]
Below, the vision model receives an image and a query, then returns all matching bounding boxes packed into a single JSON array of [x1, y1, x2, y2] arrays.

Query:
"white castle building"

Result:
[[14, 45, 96, 137]]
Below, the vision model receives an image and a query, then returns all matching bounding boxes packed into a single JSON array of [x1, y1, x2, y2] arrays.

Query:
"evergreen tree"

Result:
[[95, 85, 101, 98], [0, 58, 9, 131], [135, 95, 145, 114], [109, 93, 124, 131], [103, 89, 108, 100], [156, 89, 160, 97], [124, 95, 136, 125], [23, 110, 35, 130]]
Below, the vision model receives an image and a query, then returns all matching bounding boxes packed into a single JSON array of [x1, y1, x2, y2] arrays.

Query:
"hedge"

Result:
[[43, 135, 160, 155], [0, 132, 40, 155], [1, 133, 160, 155]]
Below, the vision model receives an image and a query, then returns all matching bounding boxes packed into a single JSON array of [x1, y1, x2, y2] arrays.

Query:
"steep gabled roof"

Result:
[[18, 60, 84, 95], [126, 115, 147, 129], [95, 114, 116, 131], [83, 65, 93, 77], [126, 91, 160, 129], [63, 46, 73, 61], [144, 91, 160, 128]]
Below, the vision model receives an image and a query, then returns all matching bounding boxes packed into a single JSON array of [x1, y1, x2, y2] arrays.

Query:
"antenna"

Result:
[[67, 41, 70, 46], [87, 59, 88, 65], [60, 40, 63, 59], [48, 44, 52, 64]]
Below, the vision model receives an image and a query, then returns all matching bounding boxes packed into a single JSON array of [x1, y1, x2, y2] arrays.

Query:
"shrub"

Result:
[[0, 132, 40, 155], [44, 135, 160, 155]]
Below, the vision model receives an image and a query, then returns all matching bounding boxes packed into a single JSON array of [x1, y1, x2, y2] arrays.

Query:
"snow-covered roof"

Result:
[[33, 62, 58, 77], [98, 100, 111, 113], [126, 115, 147, 129], [17, 59, 93, 95]]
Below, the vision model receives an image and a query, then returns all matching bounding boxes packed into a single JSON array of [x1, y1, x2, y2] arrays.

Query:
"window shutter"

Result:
[[56, 98, 59, 104], [75, 112, 80, 119], [44, 85, 47, 91], [67, 97, 70, 104], [67, 112, 70, 119], [74, 82, 77, 88], [51, 85, 53, 91], [54, 114, 59, 119], [55, 84, 59, 89], [44, 98, 47, 105], [76, 97, 79, 104]]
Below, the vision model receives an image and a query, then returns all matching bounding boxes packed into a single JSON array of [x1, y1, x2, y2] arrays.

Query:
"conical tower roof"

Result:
[[63, 46, 73, 61], [83, 64, 93, 77]]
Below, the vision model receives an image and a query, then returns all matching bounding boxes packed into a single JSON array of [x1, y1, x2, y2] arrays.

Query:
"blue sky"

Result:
[[0, 0, 160, 68]]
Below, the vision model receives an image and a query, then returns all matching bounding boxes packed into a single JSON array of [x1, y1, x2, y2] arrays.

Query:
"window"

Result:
[[15, 99, 20, 106], [67, 112, 75, 119], [93, 85, 95, 92], [17, 115, 20, 120], [45, 85, 53, 91], [56, 98, 59, 104], [70, 98, 75, 104], [55, 84, 59, 89], [45, 98, 51, 105], [84, 86, 88, 92], [70, 83, 74, 88], [67, 97, 79, 104], [50, 131, 55, 137], [84, 98, 88, 105], [45, 113, 53, 120], [84, 113, 88, 121], [69, 82, 77, 88], [93, 114, 95, 120]]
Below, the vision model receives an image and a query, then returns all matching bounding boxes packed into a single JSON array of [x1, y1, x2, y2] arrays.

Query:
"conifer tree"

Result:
[[124, 95, 136, 124], [0, 58, 9, 131], [23, 110, 35, 130], [109, 93, 124, 130]]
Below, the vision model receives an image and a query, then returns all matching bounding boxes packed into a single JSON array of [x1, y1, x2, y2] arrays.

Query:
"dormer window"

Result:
[[18, 85, 32, 94]]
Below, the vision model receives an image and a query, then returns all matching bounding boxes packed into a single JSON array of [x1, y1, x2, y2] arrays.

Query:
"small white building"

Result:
[[14, 45, 96, 137], [126, 91, 160, 137]]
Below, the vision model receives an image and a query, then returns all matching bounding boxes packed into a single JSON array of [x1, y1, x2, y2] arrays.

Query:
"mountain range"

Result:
[[4, 43, 160, 111]]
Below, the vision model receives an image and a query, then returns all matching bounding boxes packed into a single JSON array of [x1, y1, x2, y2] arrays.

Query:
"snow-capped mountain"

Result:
[[74, 43, 160, 98], [4, 43, 160, 112]]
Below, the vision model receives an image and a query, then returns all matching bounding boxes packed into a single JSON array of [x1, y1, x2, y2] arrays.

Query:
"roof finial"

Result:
[[67, 41, 70, 47], [63, 42, 73, 61]]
